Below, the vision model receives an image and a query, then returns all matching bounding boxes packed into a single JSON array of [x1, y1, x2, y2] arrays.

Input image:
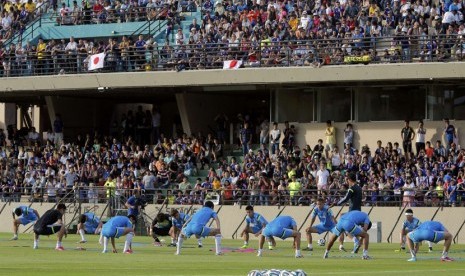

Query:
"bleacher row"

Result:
[[1, 0, 465, 75]]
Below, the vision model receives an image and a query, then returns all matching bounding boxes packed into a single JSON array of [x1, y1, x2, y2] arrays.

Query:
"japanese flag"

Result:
[[88, 53, 105, 71], [223, 60, 242, 69]]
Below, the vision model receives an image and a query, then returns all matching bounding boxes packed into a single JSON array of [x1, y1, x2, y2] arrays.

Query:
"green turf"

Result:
[[0, 233, 464, 276]]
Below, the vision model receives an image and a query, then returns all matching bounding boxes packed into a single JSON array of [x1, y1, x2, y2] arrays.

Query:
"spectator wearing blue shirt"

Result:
[[443, 118, 456, 152], [53, 113, 64, 147], [240, 122, 253, 156]]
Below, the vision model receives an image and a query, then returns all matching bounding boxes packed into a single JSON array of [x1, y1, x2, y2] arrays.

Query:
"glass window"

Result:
[[275, 89, 314, 122], [427, 85, 465, 120], [318, 88, 351, 122], [356, 86, 426, 122]]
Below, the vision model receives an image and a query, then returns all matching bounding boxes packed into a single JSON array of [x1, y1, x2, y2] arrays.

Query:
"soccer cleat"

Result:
[[215, 252, 224, 256], [102, 250, 108, 253], [124, 249, 133, 254], [10, 236, 18, 241], [362, 255, 372, 260], [167, 243, 177, 247], [55, 246, 65, 251], [302, 247, 313, 251], [441, 256, 454, 262], [407, 257, 417, 262], [153, 242, 162, 247], [241, 244, 249, 249], [268, 245, 275, 250], [295, 254, 304, 258], [429, 247, 433, 253], [198, 244, 203, 248], [33, 245, 38, 249], [323, 252, 329, 259], [77, 240, 87, 244], [257, 252, 262, 257], [401, 247, 405, 250], [339, 247, 347, 252]]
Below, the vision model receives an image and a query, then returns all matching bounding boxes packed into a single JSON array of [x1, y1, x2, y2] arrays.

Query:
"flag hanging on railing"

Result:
[[88, 53, 106, 71], [223, 60, 242, 69]]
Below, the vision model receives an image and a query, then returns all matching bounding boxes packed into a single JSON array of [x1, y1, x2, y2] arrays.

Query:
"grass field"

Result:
[[0, 233, 464, 276]]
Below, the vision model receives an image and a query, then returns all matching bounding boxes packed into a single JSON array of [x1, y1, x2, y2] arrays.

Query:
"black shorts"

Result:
[[152, 227, 170, 237], [33, 225, 62, 236]]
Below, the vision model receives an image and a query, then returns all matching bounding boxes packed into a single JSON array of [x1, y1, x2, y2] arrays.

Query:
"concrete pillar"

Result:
[[0, 103, 16, 137], [175, 93, 191, 136], [44, 96, 56, 129]]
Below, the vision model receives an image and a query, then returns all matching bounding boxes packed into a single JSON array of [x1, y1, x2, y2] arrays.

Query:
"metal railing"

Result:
[[2, 185, 463, 208], [2, 34, 465, 77]]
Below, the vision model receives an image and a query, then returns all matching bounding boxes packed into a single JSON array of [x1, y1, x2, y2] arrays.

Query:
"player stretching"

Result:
[[32, 203, 67, 250], [170, 209, 190, 247], [101, 215, 136, 254], [400, 209, 433, 252], [406, 221, 454, 262], [176, 201, 222, 255], [304, 198, 346, 251], [325, 211, 372, 260], [77, 212, 103, 243], [257, 216, 303, 258], [11, 205, 40, 240], [241, 205, 275, 249]]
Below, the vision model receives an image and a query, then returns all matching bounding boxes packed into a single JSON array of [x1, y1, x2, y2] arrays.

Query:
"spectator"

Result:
[[325, 120, 336, 158]]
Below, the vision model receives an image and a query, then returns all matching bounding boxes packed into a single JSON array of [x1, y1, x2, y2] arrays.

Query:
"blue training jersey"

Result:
[[84, 212, 100, 228], [190, 207, 217, 226], [126, 196, 139, 216], [269, 216, 297, 229], [14, 206, 32, 217], [402, 217, 421, 232], [104, 216, 133, 229], [246, 212, 268, 229], [417, 221, 446, 232], [341, 211, 371, 226], [171, 213, 189, 228], [311, 205, 334, 226]]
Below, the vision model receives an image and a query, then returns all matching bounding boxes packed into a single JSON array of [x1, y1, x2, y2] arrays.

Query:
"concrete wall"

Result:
[[1, 63, 465, 93], [2, 202, 464, 244], [279, 121, 464, 153]]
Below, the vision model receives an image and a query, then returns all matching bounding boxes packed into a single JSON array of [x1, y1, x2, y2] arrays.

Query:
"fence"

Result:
[[2, 34, 465, 77], [2, 185, 463, 209]]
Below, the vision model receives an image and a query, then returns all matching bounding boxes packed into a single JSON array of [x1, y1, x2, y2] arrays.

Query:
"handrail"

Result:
[[0, 201, 9, 216], [208, 204, 223, 227], [298, 203, 316, 232], [453, 217, 465, 244], [430, 205, 443, 221], [386, 205, 408, 243], [231, 215, 247, 239]]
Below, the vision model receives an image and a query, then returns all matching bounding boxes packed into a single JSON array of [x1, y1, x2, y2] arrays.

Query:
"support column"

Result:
[[175, 93, 191, 136], [0, 103, 16, 137]]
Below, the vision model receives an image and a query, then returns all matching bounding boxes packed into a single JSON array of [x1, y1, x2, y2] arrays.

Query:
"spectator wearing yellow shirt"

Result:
[[288, 13, 299, 32], [25, 0, 36, 13], [325, 120, 336, 158], [368, 2, 380, 18], [36, 38, 47, 74], [104, 175, 116, 199], [288, 175, 301, 205]]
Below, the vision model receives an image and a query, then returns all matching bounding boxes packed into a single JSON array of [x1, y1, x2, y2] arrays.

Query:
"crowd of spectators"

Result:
[[3, 0, 465, 76], [1, 106, 464, 208]]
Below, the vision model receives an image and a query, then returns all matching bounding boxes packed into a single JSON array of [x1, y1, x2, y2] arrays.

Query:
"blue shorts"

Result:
[[19, 214, 38, 226], [248, 225, 262, 234], [101, 227, 126, 238], [262, 225, 294, 240], [183, 223, 211, 238], [331, 219, 363, 237], [313, 223, 335, 234], [85, 225, 97, 234], [408, 229, 445, 244]]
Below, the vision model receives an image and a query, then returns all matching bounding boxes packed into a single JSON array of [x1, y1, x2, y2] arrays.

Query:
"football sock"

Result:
[[410, 249, 416, 258], [198, 238, 203, 245], [215, 234, 222, 254], [363, 249, 368, 256], [124, 232, 133, 252], [79, 229, 85, 241], [103, 237, 108, 252], [176, 236, 184, 254]]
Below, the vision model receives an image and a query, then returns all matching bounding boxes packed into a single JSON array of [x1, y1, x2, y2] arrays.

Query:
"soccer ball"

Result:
[[279, 270, 292, 276], [293, 270, 308, 276], [263, 269, 281, 276], [247, 270, 263, 276], [317, 238, 326, 246]]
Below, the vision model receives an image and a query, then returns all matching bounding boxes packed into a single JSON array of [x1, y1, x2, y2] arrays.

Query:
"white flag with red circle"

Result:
[[223, 60, 242, 69], [88, 53, 106, 71]]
